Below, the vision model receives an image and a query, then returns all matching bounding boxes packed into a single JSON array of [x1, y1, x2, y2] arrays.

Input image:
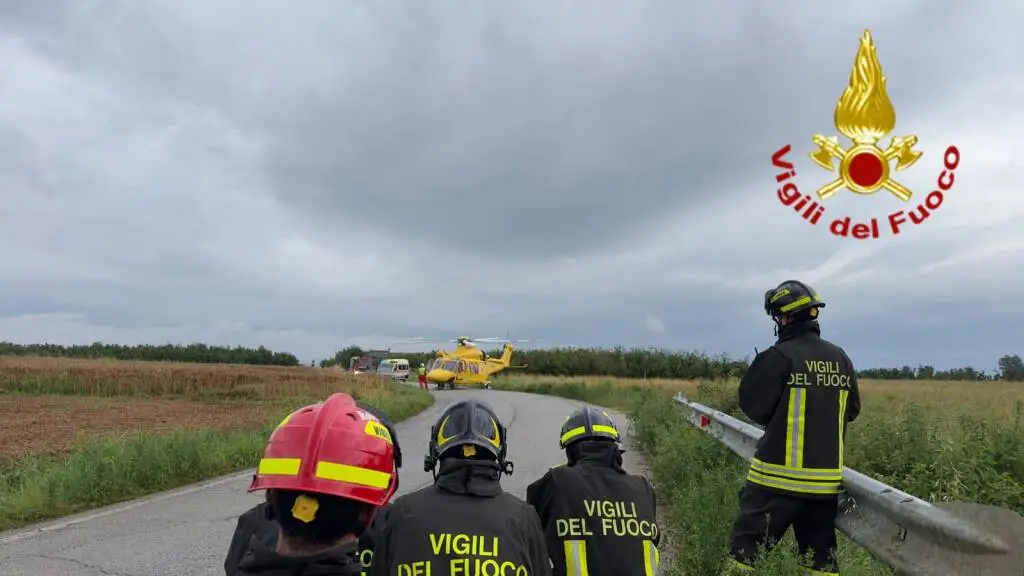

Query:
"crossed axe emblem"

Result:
[[809, 134, 922, 201]]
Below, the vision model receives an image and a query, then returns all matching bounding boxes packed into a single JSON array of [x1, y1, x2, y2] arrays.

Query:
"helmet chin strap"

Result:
[[423, 453, 438, 480], [423, 452, 513, 479]]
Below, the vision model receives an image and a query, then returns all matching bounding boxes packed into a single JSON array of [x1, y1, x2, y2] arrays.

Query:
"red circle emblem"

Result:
[[848, 152, 885, 188]]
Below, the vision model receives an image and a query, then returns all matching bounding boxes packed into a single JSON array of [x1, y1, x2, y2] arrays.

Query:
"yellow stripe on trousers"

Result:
[[785, 387, 807, 468], [643, 540, 660, 576], [838, 389, 849, 468], [564, 540, 589, 576]]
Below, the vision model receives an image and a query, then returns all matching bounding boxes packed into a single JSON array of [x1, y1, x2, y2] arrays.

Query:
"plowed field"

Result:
[[0, 395, 274, 462]]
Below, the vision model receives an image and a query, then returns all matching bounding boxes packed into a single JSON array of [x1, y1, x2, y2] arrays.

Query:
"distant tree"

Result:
[[311, 344, 1021, 381], [319, 345, 365, 368], [0, 341, 300, 366], [19, 338, 1006, 381], [998, 354, 1024, 381]]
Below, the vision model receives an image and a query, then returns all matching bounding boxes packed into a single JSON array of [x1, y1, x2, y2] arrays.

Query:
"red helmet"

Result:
[[249, 393, 398, 507]]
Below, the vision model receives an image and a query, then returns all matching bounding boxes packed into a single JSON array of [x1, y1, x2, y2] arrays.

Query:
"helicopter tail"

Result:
[[499, 343, 528, 370], [499, 343, 514, 366]]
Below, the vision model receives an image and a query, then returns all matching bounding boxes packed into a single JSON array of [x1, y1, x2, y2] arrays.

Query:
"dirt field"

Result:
[[0, 356, 429, 464], [0, 355, 395, 399], [0, 395, 276, 462]]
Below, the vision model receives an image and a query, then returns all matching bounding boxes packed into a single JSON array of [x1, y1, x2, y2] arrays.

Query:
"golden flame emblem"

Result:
[[809, 30, 922, 202]]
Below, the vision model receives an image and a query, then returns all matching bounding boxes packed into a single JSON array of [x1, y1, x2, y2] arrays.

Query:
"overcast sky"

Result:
[[0, 1, 1020, 370]]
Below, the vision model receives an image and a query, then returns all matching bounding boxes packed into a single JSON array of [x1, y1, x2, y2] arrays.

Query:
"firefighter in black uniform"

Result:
[[527, 405, 660, 576], [370, 398, 553, 576], [225, 400, 403, 576], [727, 280, 860, 575]]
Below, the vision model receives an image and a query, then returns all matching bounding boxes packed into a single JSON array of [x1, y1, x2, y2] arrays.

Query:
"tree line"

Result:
[[0, 341, 301, 366], [321, 346, 1024, 382], [0, 340, 1020, 381]]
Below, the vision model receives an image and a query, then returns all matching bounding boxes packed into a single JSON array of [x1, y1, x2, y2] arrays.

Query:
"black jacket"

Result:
[[370, 459, 553, 576], [226, 502, 387, 576], [738, 320, 861, 498], [236, 536, 364, 576], [526, 442, 660, 576]]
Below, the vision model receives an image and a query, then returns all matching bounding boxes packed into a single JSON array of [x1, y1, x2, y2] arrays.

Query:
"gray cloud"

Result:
[[0, 1, 1020, 368]]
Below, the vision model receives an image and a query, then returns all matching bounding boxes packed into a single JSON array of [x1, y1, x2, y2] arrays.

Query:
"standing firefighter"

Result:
[[370, 398, 553, 576], [225, 400, 404, 576], [418, 362, 428, 390], [231, 393, 400, 576], [727, 280, 860, 575], [527, 406, 660, 576]]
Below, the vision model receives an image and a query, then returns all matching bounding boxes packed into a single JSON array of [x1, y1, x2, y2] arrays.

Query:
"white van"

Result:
[[376, 358, 411, 381]]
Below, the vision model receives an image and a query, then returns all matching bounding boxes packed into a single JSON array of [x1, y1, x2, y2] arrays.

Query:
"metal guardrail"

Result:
[[673, 393, 1024, 576]]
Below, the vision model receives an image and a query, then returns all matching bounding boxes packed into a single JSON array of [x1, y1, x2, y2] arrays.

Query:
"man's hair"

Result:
[[269, 489, 364, 547]]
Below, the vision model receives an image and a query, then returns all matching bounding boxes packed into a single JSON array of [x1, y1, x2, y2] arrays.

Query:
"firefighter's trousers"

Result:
[[727, 483, 840, 575]]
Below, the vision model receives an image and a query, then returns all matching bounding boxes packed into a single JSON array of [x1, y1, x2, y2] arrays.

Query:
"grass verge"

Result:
[[0, 384, 433, 532], [495, 377, 1024, 575]]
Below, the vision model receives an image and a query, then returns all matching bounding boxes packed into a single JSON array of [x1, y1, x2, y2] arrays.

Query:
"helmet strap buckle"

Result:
[[423, 453, 437, 474]]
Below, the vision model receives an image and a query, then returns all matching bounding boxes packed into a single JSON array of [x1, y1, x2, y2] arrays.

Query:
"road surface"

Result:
[[0, 389, 650, 576]]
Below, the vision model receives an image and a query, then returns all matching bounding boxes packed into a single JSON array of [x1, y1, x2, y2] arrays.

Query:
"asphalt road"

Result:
[[0, 389, 650, 576]]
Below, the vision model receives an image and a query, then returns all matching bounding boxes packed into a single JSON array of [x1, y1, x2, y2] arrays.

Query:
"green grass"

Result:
[[0, 386, 433, 532]]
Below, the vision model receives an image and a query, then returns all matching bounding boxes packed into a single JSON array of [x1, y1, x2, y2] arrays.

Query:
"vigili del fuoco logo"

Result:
[[771, 30, 961, 239]]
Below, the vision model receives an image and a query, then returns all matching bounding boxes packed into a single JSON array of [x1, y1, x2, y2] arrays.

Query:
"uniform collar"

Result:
[[237, 535, 361, 575], [435, 458, 503, 497], [778, 319, 821, 342], [568, 440, 624, 471]]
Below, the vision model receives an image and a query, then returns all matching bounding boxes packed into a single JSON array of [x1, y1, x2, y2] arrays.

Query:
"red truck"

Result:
[[347, 350, 390, 373]]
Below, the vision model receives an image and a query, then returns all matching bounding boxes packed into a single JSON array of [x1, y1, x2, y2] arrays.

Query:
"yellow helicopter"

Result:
[[401, 336, 532, 390]]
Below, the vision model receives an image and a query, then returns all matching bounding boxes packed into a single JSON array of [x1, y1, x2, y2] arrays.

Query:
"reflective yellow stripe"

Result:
[[486, 417, 502, 449], [364, 421, 394, 444], [258, 457, 391, 489], [838, 389, 849, 468], [746, 469, 841, 494], [785, 387, 807, 469], [314, 461, 391, 488], [780, 296, 811, 312], [803, 569, 839, 576], [437, 415, 456, 447], [257, 457, 301, 475], [561, 426, 586, 445], [642, 540, 659, 576], [750, 458, 842, 481], [560, 424, 618, 445], [564, 539, 589, 576]]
